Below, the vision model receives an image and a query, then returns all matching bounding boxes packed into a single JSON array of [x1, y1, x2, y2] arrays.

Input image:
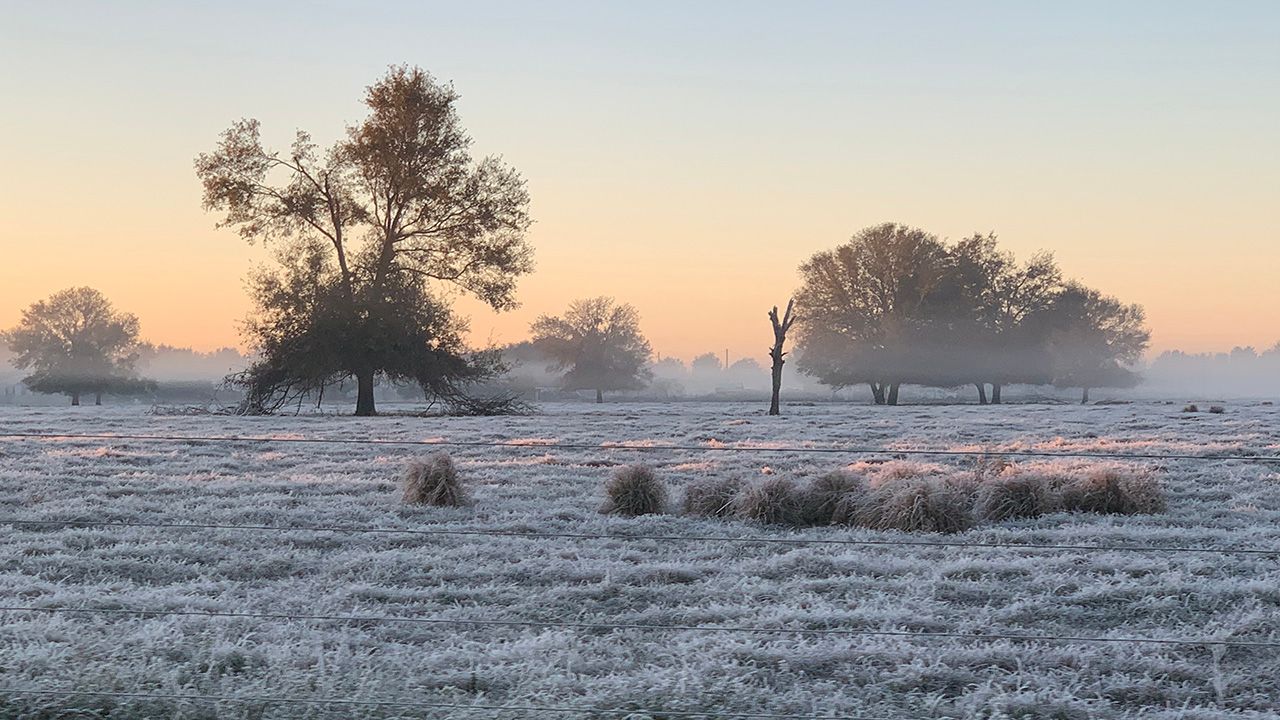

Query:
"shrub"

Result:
[[402, 452, 468, 506], [861, 477, 974, 534], [735, 476, 809, 526], [682, 476, 746, 518], [975, 471, 1060, 522], [804, 471, 866, 526], [1059, 467, 1165, 515], [600, 465, 668, 516]]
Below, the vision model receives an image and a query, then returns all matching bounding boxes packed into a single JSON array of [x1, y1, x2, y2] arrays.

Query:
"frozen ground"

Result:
[[1, 401, 1278, 719]]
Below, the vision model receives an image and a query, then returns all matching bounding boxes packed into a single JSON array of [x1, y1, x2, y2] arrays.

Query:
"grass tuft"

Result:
[[600, 465, 668, 516], [974, 471, 1060, 522], [682, 476, 746, 518], [804, 471, 866, 526], [1059, 467, 1165, 515], [735, 476, 810, 526], [401, 452, 468, 506], [861, 477, 975, 534]]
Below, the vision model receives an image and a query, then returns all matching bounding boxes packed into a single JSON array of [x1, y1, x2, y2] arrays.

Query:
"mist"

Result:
[[1140, 345, 1280, 401]]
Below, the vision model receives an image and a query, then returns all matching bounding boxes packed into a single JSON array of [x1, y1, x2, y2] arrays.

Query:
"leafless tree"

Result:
[[767, 299, 795, 415]]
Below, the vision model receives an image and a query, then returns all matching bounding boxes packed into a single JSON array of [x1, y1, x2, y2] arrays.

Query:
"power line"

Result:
[[2, 605, 1272, 649], [0, 688, 895, 719], [5, 517, 1278, 558], [1, 430, 1277, 463]]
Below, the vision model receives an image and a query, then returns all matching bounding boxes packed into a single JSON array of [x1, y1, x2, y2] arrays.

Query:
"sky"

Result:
[[1, 1, 1277, 363]]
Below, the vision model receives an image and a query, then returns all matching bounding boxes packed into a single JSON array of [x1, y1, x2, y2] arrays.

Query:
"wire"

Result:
[[0, 688, 895, 719], [5, 517, 1278, 557], [1, 605, 1272, 649], [2, 430, 1278, 463]]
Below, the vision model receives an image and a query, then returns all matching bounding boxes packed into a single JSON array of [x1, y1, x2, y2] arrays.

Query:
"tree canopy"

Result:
[[195, 65, 532, 415], [1042, 282, 1150, 403], [2, 287, 152, 405], [794, 223, 1149, 404], [530, 297, 652, 403]]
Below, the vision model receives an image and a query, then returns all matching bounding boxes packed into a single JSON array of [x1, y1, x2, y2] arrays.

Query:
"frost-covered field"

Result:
[[1, 401, 1279, 719]]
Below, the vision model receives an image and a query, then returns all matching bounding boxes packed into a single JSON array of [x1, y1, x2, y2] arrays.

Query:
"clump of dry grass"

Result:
[[735, 476, 810, 526], [804, 471, 866, 526], [830, 491, 871, 526], [974, 471, 1061, 522], [1059, 467, 1165, 515], [600, 465, 668, 516], [860, 477, 975, 534], [869, 459, 950, 483], [682, 476, 746, 518], [401, 452, 468, 506]]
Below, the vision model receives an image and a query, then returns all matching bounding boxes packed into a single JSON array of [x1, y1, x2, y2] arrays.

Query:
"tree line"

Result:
[[2, 66, 1153, 413], [793, 223, 1149, 405]]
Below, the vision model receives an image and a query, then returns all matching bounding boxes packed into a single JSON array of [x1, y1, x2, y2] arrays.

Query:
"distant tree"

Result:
[[531, 297, 652, 403], [794, 223, 951, 405], [950, 234, 1062, 403], [1042, 283, 1149, 403], [690, 352, 723, 376], [1146, 343, 1280, 399], [646, 357, 688, 398], [2, 287, 153, 405], [195, 65, 532, 415], [650, 356, 688, 379], [727, 357, 766, 374], [136, 343, 250, 381], [767, 300, 796, 415]]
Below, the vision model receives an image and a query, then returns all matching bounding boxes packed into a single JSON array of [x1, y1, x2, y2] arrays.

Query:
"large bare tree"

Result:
[[196, 66, 532, 415]]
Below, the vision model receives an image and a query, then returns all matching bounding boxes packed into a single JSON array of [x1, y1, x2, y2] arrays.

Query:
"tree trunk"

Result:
[[768, 363, 783, 415], [991, 383, 1002, 404], [354, 369, 377, 416], [767, 300, 794, 416], [70, 392, 80, 406], [975, 383, 988, 405], [1081, 387, 1090, 404], [869, 383, 885, 405], [94, 392, 102, 406], [596, 388, 604, 404], [887, 383, 900, 405]]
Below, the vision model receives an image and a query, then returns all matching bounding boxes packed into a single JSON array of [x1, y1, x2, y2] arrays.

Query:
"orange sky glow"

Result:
[[1, 3, 1276, 363]]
